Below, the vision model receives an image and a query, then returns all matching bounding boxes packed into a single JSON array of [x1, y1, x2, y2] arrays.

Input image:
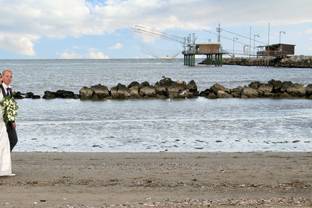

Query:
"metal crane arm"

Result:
[[132, 25, 185, 44]]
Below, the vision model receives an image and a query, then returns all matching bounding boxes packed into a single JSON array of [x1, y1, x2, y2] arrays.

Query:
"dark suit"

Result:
[[0, 84, 18, 151]]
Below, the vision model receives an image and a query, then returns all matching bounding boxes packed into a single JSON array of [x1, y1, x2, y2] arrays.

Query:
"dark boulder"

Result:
[[217, 90, 233, 98], [210, 83, 225, 95], [91, 84, 110, 100], [43, 91, 57, 99], [13, 91, 24, 99], [154, 77, 198, 98], [156, 77, 175, 87], [280, 81, 293, 93], [139, 86, 156, 98], [129, 86, 140, 98], [154, 77, 173, 97], [155, 85, 168, 97], [305, 84, 312, 97], [230, 87, 243, 98], [248, 81, 262, 89], [56, 90, 76, 99], [274, 92, 292, 99], [167, 81, 190, 98], [79, 87, 93, 100], [25, 92, 34, 98], [258, 84, 273, 97], [286, 83, 306, 97], [268, 79, 283, 93], [25, 92, 40, 99], [187, 80, 198, 96], [128, 81, 140, 89], [241, 87, 259, 98], [32, 95, 41, 99], [111, 83, 130, 99], [199, 89, 210, 97], [140, 81, 150, 87], [207, 92, 217, 99]]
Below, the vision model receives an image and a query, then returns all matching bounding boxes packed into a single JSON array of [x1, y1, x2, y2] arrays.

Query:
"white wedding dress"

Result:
[[0, 90, 12, 176]]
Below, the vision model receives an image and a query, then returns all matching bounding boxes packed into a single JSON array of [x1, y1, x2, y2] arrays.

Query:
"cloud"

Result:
[[0, 33, 38, 56], [59, 51, 82, 59], [304, 29, 312, 35], [93, 0, 312, 30], [86, 49, 109, 59], [0, 0, 312, 55], [59, 48, 109, 59], [110, 42, 123, 49]]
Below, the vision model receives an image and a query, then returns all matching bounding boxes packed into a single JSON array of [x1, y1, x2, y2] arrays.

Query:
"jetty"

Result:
[[12, 77, 312, 100]]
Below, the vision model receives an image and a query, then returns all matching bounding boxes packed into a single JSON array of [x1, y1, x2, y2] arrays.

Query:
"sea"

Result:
[[0, 59, 311, 152]]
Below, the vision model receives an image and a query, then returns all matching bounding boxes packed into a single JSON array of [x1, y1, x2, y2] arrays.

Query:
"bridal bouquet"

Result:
[[1, 96, 18, 123]]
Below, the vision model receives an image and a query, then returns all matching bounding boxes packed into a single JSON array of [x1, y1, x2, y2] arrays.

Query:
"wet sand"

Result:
[[0, 152, 312, 207]]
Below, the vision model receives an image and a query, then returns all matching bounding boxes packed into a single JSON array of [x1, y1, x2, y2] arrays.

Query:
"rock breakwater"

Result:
[[12, 78, 312, 100]]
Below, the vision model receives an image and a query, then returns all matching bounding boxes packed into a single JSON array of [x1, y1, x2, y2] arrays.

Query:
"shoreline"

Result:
[[0, 152, 311, 207]]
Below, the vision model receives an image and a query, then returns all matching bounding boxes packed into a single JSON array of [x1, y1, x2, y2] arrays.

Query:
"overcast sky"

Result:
[[0, 0, 311, 59]]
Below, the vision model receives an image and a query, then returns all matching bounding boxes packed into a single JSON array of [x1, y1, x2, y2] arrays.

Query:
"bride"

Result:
[[0, 73, 14, 177]]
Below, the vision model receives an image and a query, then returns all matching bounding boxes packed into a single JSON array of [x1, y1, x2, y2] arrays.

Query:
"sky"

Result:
[[0, 0, 311, 59]]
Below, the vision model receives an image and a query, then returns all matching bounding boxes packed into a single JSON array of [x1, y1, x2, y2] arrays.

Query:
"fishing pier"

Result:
[[132, 24, 308, 68], [183, 43, 223, 66]]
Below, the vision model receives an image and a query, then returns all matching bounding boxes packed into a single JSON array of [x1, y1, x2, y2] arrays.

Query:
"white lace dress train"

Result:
[[0, 92, 12, 176]]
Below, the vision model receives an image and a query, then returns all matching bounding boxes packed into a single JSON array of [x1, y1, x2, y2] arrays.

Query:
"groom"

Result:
[[0, 69, 18, 151]]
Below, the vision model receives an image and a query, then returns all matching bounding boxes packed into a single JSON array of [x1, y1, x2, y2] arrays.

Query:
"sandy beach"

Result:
[[0, 152, 311, 207]]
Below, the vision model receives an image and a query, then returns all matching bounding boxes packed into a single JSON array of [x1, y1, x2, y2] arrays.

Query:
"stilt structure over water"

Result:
[[132, 25, 226, 67], [183, 43, 224, 66], [257, 43, 295, 58]]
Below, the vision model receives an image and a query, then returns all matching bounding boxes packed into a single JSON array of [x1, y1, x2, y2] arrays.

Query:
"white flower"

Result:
[[1, 97, 18, 123]]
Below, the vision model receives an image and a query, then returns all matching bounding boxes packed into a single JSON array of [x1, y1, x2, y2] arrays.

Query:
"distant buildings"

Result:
[[195, 43, 222, 54], [257, 44, 295, 57]]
